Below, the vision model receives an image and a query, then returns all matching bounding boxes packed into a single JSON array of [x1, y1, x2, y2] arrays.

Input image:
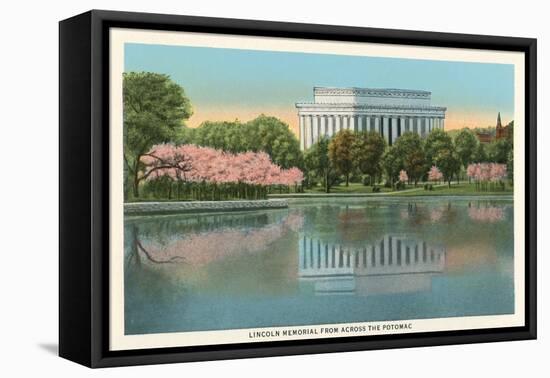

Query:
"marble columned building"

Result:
[[296, 87, 447, 150]]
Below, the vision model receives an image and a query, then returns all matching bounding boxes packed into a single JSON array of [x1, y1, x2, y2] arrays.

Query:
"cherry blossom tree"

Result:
[[399, 170, 408, 183], [466, 163, 508, 191], [139, 143, 304, 200], [428, 166, 443, 183]]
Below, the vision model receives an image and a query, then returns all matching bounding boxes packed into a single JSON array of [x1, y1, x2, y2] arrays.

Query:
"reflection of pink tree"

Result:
[[468, 206, 505, 223], [137, 212, 305, 265], [399, 170, 408, 183], [429, 208, 443, 222]]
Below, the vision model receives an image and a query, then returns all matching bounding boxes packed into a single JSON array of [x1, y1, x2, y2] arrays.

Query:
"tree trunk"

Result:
[[346, 174, 349, 187], [133, 176, 140, 198], [325, 171, 330, 193]]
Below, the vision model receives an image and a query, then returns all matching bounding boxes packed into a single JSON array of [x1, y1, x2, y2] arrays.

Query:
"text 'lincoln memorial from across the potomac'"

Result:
[[296, 87, 447, 149]]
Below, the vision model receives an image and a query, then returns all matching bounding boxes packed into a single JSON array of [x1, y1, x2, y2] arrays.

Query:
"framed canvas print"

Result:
[[59, 10, 537, 368]]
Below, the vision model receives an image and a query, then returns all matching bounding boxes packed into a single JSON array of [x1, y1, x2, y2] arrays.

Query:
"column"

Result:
[[441, 118, 445, 130], [311, 115, 319, 145], [400, 117, 406, 136], [366, 116, 371, 132], [350, 115, 356, 132], [308, 115, 314, 148], [374, 116, 380, 133], [428, 117, 433, 133], [335, 115, 341, 134], [320, 115, 326, 139], [416, 117, 422, 137], [304, 116, 310, 149], [299, 115, 305, 150], [382, 117, 389, 144], [391, 117, 398, 144], [358, 115, 363, 132], [425, 117, 431, 134], [327, 115, 334, 137]]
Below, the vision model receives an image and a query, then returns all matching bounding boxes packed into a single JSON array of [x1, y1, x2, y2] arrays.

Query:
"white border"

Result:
[[109, 28, 526, 351]]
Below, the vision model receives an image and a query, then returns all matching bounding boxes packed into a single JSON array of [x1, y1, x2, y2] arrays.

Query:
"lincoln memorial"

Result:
[[296, 87, 447, 150]]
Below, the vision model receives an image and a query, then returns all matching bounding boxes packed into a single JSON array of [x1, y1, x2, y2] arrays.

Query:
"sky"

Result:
[[124, 43, 515, 135]]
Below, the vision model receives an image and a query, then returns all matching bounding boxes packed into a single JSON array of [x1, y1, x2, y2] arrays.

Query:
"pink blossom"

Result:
[[428, 166, 443, 182], [466, 163, 507, 182], [140, 144, 304, 187]]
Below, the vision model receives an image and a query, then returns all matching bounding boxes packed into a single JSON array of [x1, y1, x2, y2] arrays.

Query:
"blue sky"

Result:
[[125, 43, 515, 131]]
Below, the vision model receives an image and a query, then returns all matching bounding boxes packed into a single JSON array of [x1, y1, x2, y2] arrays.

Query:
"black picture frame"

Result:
[[59, 9, 537, 368]]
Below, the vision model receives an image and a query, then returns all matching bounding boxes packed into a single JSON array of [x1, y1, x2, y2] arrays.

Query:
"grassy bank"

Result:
[[387, 182, 512, 196], [304, 182, 394, 194], [270, 182, 512, 198]]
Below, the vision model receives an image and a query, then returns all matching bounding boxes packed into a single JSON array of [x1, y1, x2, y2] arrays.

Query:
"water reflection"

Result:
[[299, 234, 445, 296], [127, 211, 304, 267], [468, 206, 505, 223], [124, 199, 514, 334]]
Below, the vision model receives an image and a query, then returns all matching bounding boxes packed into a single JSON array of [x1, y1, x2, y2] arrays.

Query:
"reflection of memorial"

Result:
[[299, 234, 446, 296]]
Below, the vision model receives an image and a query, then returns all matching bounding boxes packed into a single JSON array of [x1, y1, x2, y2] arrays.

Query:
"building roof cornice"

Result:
[[313, 86, 431, 98]]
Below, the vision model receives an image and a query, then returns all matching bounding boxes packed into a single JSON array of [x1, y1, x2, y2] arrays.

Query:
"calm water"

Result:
[[124, 198, 514, 335]]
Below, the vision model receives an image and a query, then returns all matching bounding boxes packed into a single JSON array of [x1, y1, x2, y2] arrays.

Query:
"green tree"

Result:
[[506, 121, 514, 144], [507, 149, 514, 182], [487, 138, 512, 164], [123, 72, 193, 199], [351, 131, 386, 185], [328, 130, 356, 186], [454, 128, 479, 169], [382, 146, 403, 187], [247, 115, 303, 169], [434, 147, 461, 187], [191, 120, 244, 152], [190, 115, 303, 169], [392, 132, 426, 186], [424, 128, 453, 167], [473, 142, 488, 163], [304, 137, 334, 193]]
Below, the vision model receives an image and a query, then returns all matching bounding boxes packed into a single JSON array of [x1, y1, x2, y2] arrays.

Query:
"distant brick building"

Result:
[[495, 112, 511, 140], [475, 112, 511, 144], [476, 131, 494, 144]]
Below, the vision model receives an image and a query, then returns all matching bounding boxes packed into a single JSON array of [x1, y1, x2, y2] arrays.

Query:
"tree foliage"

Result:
[[304, 137, 335, 193], [351, 131, 386, 185], [487, 139, 513, 164], [382, 146, 402, 186], [433, 147, 461, 187], [454, 128, 479, 168], [189, 115, 303, 170], [123, 72, 193, 198], [424, 128, 453, 167], [328, 130, 356, 186], [392, 132, 426, 185]]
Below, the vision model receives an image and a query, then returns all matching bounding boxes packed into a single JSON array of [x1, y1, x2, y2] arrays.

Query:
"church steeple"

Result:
[[497, 112, 502, 128]]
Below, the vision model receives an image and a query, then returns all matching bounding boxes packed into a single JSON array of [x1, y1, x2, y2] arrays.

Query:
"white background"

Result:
[[0, 0, 546, 376]]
